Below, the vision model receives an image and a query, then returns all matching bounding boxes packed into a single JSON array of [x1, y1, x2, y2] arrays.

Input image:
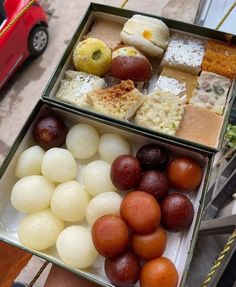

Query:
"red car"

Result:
[[0, 0, 48, 89]]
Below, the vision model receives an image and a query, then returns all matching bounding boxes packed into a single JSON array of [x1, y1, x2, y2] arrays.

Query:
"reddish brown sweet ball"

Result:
[[140, 257, 178, 287], [160, 193, 194, 232], [91, 215, 129, 258], [105, 250, 141, 287], [136, 144, 169, 170], [111, 46, 152, 82], [131, 225, 167, 260], [167, 157, 202, 192], [33, 116, 68, 150], [138, 170, 169, 200], [111, 56, 152, 82], [110, 155, 142, 190], [120, 191, 161, 234]]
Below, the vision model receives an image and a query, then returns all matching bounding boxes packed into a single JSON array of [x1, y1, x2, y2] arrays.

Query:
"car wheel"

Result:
[[28, 25, 49, 56]]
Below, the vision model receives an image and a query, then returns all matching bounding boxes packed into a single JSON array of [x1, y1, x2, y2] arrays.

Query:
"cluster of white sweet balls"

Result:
[[11, 123, 130, 269]]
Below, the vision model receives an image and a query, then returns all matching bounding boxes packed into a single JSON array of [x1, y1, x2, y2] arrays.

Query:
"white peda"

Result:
[[51, 181, 90, 222], [86, 192, 122, 225], [98, 133, 130, 163], [15, 145, 45, 178], [82, 160, 116, 196], [66, 124, 99, 159], [56, 226, 98, 268], [11, 175, 55, 213], [18, 209, 64, 251], [42, 148, 77, 183]]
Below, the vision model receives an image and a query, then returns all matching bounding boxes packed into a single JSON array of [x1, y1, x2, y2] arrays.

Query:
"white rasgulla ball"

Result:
[[98, 133, 130, 163], [18, 209, 64, 251], [11, 175, 55, 213], [15, 146, 45, 178], [51, 181, 90, 222], [66, 124, 99, 159], [82, 160, 116, 196], [56, 226, 98, 268], [42, 148, 77, 183], [86, 192, 122, 225]]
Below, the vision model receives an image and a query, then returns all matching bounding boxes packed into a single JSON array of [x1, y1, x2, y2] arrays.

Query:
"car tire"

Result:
[[28, 25, 49, 56]]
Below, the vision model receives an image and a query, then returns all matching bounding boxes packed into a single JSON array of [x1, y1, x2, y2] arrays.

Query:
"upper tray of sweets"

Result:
[[43, 4, 236, 154]]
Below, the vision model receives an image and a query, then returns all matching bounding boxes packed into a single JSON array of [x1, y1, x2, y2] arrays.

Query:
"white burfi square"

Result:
[[161, 32, 206, 75]]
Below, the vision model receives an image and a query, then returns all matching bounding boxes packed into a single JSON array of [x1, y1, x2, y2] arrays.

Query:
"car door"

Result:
[[0, 2, 7, 87], [0, 1, 25, 88]]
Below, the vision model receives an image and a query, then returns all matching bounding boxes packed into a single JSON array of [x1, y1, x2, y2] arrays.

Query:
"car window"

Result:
[[0, 2, 6, 28]]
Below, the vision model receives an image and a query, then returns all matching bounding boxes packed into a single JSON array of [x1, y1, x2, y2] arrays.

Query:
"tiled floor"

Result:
[[0, 0, 201, 285]]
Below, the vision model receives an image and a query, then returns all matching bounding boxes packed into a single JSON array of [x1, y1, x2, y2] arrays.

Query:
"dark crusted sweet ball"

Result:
[[105, 250, 141, 287], [111, 155, 141, 190], [33, 115, 68, 150], [138, 170, 169, 200], [160, 193, 194, 232], [136, 144, 169, 170]]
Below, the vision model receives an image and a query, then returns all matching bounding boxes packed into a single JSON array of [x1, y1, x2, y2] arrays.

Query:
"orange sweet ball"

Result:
[[140, 257, 178, 287], [167, 157, 202, 192], [120, 191, 161, 234], [91, 215, 129, 258], [131, 225, 167, 260]]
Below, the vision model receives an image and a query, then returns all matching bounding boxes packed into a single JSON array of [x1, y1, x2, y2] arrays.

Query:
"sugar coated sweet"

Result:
[[51, 181, 90, 222], [86, 191, 122, 225], [15, 146, 45, 178], [82, 160, 116, 196], [98, 133, 130, 163], [42, 148, 77, 183], [11, 175, 55, 213], [56, 226, 98, 268], [66, 124, 99, 159], [18, 209, 64, 251]]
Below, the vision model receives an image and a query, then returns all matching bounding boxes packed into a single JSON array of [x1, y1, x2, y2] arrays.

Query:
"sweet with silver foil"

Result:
[[155, 67, 198, 103], [161, 32, 206, 75], [55, 70, 106, 108]]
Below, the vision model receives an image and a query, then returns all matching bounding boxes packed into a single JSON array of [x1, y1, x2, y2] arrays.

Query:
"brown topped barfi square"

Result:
[[176, 105, 223, 147], [86, 18, 123, 49]]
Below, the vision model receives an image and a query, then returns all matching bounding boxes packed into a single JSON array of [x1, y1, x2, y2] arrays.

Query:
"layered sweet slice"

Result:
[[155, 67, 198, 102], [161, 32, 206, 75], [202, 40, 236, 79], [176, 105, 223, 147], [86, 80, 144, 120], [120, 14, 170, 58], [55, 71, 106, 108], [190, 71, 231, 115], [134, 91, 186, 135]]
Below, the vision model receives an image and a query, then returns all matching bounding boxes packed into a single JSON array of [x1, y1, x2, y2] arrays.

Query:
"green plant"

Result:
[[225, 124, 236, 148]]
